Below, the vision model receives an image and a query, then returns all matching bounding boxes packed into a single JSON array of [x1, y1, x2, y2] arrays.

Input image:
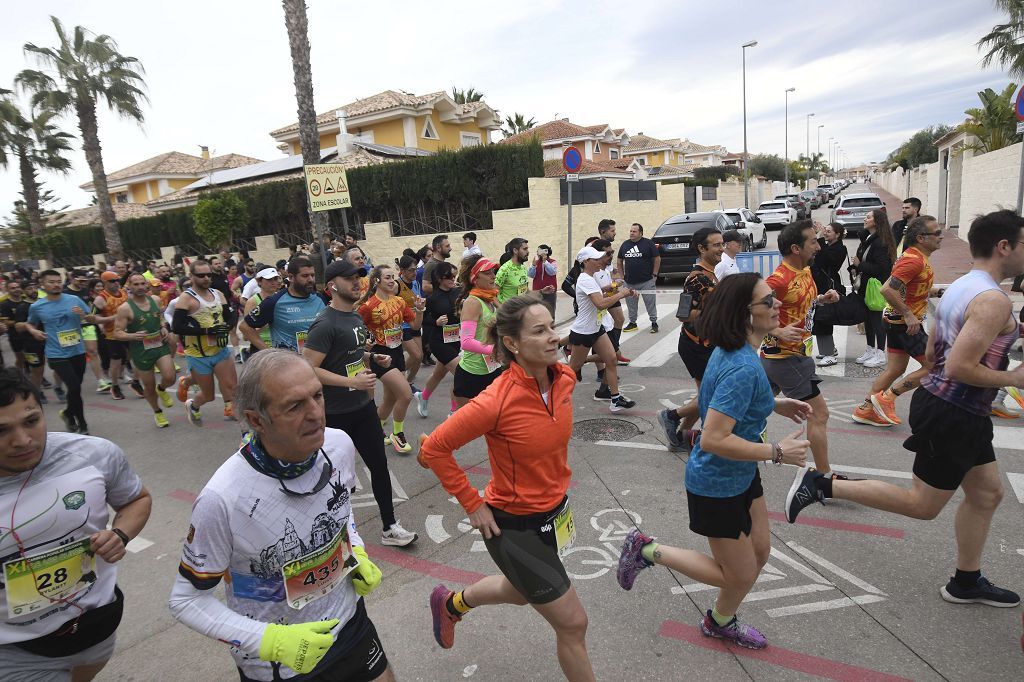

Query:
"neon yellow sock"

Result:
[[393, 420, 404, 434], [641, 542, 659, 563], [380, 419, 387, 429], [711, 608, 734, 626], [447, 590, 473, 615]]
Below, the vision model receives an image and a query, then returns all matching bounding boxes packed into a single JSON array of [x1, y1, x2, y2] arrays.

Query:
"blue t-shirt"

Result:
[[685, 345, 775, 497], [243, 288, 325, 351], [27, 295, 86, 359]]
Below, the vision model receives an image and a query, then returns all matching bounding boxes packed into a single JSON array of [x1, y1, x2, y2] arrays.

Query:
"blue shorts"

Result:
[[187, 347, 232, 375]]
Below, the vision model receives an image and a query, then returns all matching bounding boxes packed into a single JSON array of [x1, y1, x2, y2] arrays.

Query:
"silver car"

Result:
[[756, 200, 797, 229], [829, 192, 885, 238]]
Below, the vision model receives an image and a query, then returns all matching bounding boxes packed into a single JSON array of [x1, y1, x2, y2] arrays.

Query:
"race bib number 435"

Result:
[[281, 528, 357, 610]]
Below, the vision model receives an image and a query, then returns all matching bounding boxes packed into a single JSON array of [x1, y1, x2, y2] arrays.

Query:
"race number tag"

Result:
[[4, 538, 96, 618], [345, 359, 365, 377], [383, 328, 402, 349], [281, 528, 356, 610], [442, 324, 460, 344], [22, 352, 39, 365], [142, 332, 164, 350], [518, 282, 528, 295], [484, 353, 503, 373], [803, 336, 814, 357], [295, 331, 308, 352], [553, 505, 576, 556], [57, 329, 81, 347]]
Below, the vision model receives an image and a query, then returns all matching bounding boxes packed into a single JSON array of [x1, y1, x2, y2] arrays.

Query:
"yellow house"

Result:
[[268, 89, 501, 155], [622, 134, 728, 171]]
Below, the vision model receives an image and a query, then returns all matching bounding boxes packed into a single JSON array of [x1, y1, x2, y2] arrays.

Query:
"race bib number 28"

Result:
[[4, 538, 97, 618]]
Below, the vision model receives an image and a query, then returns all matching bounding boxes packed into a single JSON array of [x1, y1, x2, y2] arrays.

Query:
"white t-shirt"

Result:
[[715, 252, 739, 281], [164, 296, 178, 326], [462, 245, 482, 259], [593, 268, 615, 331], [241, 277, 261, 301], [571, 272, 603, 335]]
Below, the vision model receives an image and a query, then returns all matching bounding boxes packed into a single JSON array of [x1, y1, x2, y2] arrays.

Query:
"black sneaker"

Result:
[[650, 322, 659, 334], [940, 576, 1020, 607], [76, 420, 89, 436], [609, 395, 636, 412], [54, 386, 66, 403], [129, 379, 144, 398], [110, 385, 125, 401], [622, 322, 639, 333], [594, 384, 612, 401], [784, 466, 825, 523], [658, 408, 683, 451]]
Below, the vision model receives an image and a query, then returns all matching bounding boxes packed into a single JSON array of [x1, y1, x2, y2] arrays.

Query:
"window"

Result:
[[459, 132, 482, 147], [702, 186, 717, 200], [421, 118, 439, 140], [609, 148, 619, 160], [618, 180, 657, 202], [636, 157, 646, 166], [114, 192, 128, 204], [594, 141, 601, 154]]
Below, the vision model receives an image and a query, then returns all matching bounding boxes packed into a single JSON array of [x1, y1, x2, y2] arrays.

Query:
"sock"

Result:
[[393, 420, 404, 435], [640, 542, 659, 563], [597, 368, 605, 381], [446, 590, 473, 616], [816, 474, 834, 498], [421, 388, 432, 400], [711, 608, 734, 627], [450, 398, 458, 412], [599, 382, 608, 393], [224, 401, 233, 411], [954, 568, 981, 589], [610, 393, 620, 402], [380, 419, 387, 430]]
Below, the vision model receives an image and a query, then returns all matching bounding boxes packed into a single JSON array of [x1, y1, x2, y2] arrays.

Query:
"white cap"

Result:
[[256, 267, 280, 280], [576, 245, 604, 263]]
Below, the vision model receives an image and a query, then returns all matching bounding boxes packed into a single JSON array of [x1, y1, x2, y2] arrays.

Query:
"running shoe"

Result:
[[852, 403, 892, 427], [129, 379, 144, 398], [41, 377, 52, 389], [76, 421, 89, 436], [429, 584, 461, 649], [699, 611, 768, 650], [863, 348, 887, 368], [154, 411, 169, 428], [54, 386, 66, 403], [940, 576, 1020, 607], [381, 521, 418, 547], [617, 528, 654, 590], [1006, 386, 1024, 410], [658, 408, 684, 451], [391, 432, 412, 454], [609, 395, 636, 412], [650, 322, 659, 334], [96, 378, 112, 393], [223, 403, 236, 421], [185, 398, 202, 427], [991, 389, 1022, 419], [157, 386, 173, 408], [622, 322, 639, 333], [176, 376, 190, 403], [593, 384, 612, 401], [870, 391, 901, 425], [616, 353, 631, 366], [410, 384, 421, 396], [816, 355, 838, 367], [415, 391, 429, 418], [384, 433, 392, 446], [110, 385, 125, 401], [59, 409, 76, 433], [784, 466, 825, 523]]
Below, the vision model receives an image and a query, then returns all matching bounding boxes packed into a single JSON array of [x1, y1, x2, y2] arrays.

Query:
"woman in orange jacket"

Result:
[[419, 295, 595, 682]]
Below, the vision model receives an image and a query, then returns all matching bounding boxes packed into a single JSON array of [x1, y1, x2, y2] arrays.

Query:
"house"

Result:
[[541, 157, 643, 179], [721, 152, 748, 171], [681, 140, 727, 166], [268, 89, 501, 156], [500, 119, 630, 163], [80, 147, 263, 206], [620, 134, 688, 167], [58, 202, 158, 228]]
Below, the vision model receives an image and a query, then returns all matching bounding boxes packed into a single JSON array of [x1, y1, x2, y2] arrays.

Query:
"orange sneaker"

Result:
[[223, 403, 236, 421], [870, 391, 901, 425], [177, 376, 190, 403], [430, 584, 461, 649], [852, 403, 892, 427]]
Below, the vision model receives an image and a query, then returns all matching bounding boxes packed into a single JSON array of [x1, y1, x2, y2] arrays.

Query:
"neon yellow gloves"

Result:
[[351, 545, 382, 597], [258, 619, 338, 674]]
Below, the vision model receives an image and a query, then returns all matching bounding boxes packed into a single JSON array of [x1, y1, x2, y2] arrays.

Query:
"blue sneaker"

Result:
[[941, 576, 1020, 607], [700, 610, 768, 649], [617, 528, 654, 590], [658, 409, 683, 451]]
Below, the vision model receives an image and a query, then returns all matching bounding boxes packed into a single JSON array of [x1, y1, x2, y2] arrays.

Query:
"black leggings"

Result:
[[325, 401, 396, 530], [49, 353, 87, 426], [864, 310, 886, 350]]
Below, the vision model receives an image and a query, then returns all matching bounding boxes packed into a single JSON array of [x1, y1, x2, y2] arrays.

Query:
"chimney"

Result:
[[200, 145, 210, 160], [561, 118, 569, 122], [335, 109, 351, 155]]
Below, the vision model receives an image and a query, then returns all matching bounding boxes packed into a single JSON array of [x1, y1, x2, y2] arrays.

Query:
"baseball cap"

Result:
[[324, 260, 368, 280], [576, 245, 604, 263], [255, 267, 280, 280], [470, 258, 499, 281], [275, 259, 288, 270], [100, 271, 120, 282]]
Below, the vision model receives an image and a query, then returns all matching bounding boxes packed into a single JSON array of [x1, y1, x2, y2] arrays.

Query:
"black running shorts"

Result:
[[686, 470, 764, 539], [484, 501, 571, 605], [905, 389, 996, 490], [677, 332, 714, 381], [369, 344, 405, 379], [885, 321, 928, 359], [452, 365, 503, 399], [568, 327, 606, 349]]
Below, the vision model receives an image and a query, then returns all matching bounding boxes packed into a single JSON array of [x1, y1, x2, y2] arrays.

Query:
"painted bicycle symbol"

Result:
[[560, 508, 641, 580]]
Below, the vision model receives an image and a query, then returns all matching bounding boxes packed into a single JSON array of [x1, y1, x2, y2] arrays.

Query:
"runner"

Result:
[[66, 271, 110, 393], [396, 255, 424, 388], [659, 228, 723, 451], [597, 219, 630, 364], [25, 271, 93, 434], [853, 216, 944, 427], [240, 255, 324, 353], [0, 280, 28, 373], [87, 278, 113, 394], [171, 259, 237, 426], [786, 209, 1024, 608], [169, 350, 396, 681], [421, 296, 596, 681], [760, 221, 840, 477], [239, 267, 281, 361], [92, 272, 143, 401], [0, 368, 152, 681], [358, 264, 424, 454], [453, 256, 505, 409], [495, 237, 530, 303], [113, 273, 177, 428], [591, 239, 625, 401], [303, 259, 418, 547], [415, 261, 461, 418], [9, 282, 49, 403], [618, 273, 811, 650]]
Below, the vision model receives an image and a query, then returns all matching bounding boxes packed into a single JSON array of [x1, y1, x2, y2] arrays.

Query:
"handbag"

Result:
[[864, 277, 886, 312], [814, 291, 867, 326]]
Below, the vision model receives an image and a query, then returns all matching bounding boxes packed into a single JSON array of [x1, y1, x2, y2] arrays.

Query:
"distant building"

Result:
[[501, 118, 630, 163]]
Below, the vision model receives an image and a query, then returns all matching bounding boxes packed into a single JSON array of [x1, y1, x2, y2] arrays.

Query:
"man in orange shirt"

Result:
[[854, 216, 945, 426], [761, 221, 840, 477]]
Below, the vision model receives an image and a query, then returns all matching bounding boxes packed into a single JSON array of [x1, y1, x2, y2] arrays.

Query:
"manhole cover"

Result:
[[572, 418, 641, 442]]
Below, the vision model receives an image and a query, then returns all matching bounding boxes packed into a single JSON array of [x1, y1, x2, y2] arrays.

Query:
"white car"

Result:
[[755, 200, 797, 229], [721, 207, 767, 250]]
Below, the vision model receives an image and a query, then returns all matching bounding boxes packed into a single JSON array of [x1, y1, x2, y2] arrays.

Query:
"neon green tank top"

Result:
[[458, 295, 499, 375]]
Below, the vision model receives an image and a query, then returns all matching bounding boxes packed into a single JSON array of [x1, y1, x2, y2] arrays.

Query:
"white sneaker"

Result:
[[816, 355, 838, 367], [855, 349, 872, 364], [415, 391, 429, 418], [381, 521, 418, 547], [863, 348, 887, 368]]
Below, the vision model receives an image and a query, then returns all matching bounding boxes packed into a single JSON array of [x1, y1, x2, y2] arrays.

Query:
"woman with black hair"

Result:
[[850, 209, 896, 368], [396, 254, 424, 387], [414, 261, 462, 418], [811, 222, 848, 366]]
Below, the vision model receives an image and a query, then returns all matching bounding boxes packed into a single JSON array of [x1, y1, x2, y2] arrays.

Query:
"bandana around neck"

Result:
[[241, 434, 319, 480], [469, 287, 498, 303]]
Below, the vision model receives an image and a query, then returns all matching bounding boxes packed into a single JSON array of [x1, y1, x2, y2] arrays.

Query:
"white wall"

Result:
[[960, 142, 1022, 225]]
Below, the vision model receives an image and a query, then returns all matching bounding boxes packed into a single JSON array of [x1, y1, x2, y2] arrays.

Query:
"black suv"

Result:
[[652, 211, 733, 279]]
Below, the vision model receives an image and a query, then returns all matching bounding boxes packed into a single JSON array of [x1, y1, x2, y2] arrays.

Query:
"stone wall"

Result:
[[959, 142, 1022, 226]]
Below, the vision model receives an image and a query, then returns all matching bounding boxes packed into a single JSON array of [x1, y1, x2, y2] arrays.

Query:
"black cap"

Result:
[[324, 260, 368, 280], [275, 259, 288, 270]]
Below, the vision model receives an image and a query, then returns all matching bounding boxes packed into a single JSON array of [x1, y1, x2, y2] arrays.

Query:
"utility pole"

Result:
[[741, 40, 757, 208], [805, 113, 815, 190], [784, 87, 795, 191]]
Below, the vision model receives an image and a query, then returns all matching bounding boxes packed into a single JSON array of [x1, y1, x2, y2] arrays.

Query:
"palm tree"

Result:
[[501, 113, 536, 138], [17, 17, 147, 259], [281, 0, 328, 251], [960, 83, 1022, 153], [979, 0, 1024, 79], [0, 89, 74, 237], [451, 86, 484, 104]]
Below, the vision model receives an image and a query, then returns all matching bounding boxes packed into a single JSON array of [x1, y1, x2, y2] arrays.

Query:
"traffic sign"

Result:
[[562, 146, 583, 173], [304, 164, 352, 212], [566, 173, 580, 182], [1015, 83, 1024, 121]]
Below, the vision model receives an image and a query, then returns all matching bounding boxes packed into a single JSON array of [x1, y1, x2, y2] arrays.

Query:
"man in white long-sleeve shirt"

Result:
[[168, 350, 394, 681]]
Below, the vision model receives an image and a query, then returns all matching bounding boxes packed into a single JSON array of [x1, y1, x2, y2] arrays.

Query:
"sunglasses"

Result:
[[442, 273, 456, 279], [276, 450, 334, 497], [192, 273, 212, 279], [748, 293, 776, 309]]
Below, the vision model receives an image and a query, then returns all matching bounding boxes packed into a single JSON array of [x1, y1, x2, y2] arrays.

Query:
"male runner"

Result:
[[240, 256, 324, 353], [240, 267, 282, 361], [92, 272, 142, 401], [598, 218, 630, 364], [787, 209, 1024, 607], [171, 259, 237, 425], [11, 281, 48, 401], [113, 273, 176, 428], [0, 280, 28, 372], [169, 350, 395, 681], [853, 216, 944, 427], [420, 234, 451, 296], [761, 221, 840, 476], [494, 238, 529, 303]]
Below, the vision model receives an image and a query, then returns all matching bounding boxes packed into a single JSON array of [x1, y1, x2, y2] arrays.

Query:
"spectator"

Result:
[[462, 232, 482, 259], [617, 223, 661, 333], [529, 243, 558, 313], [892, 197, 921, 248], [714, 230, 743, 281], [421, 234, 451, 296]]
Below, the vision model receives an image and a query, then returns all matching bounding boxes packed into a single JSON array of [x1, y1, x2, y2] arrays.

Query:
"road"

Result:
[[42, 184, 1022, 680]]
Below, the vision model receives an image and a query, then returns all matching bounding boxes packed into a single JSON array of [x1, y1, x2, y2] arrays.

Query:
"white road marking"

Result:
[[1006, 472, 1024, 503], [824, 398, 861, 408], [594, 439, 667, 451], [831, 464, 912, 480], [769, 547, 833, 585], [765, 594, 886, 617], [742, 584, 836, 602], [786, 542, 886, 595], [993, 426, 1024, 451], [667, 389, 694, 396], [830, 411, 854, 424], [630, 319, 687, 367], [126, 536, 154, 553], [672, 572, 786, 595], [425, 515, 450, 543]]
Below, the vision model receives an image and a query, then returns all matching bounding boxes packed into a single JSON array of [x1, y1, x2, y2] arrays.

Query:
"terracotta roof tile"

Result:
[[98, 151, 263, 185], [58, 203, 157, 227], [543, 158, 633, 178], [501, 119, 597, 145], [622, 134, 675, 153]]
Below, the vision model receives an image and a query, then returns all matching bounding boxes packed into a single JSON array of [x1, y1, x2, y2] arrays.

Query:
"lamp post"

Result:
[[805, 113, 815, 190], [827, 136, 833, 178], [741, 40, 757, 208], [816, 124, 824, 186], [784, 87, 795, 190]]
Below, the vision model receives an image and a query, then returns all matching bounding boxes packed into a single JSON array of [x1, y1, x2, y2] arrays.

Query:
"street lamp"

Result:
[[827, 136, 833, 178], [816, 124, 824, 185], [805, 113, 815, 190], [741, 40, 757, 208], [784, 87, 795, 190]]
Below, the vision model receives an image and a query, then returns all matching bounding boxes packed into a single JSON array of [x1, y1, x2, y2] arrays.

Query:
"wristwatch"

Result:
[[771, 443, 784, 466], [111, 528, 131, 547]]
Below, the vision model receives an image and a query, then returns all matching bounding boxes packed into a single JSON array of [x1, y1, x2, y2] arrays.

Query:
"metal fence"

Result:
[[388, 210, 488, 238]]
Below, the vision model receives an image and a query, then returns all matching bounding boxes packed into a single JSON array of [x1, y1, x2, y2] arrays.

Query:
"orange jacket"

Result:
[[420, 361, 575, 515]]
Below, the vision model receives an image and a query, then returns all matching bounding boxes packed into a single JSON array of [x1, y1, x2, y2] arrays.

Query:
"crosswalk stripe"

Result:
[[993, 426, 1024, 451], [1006, 472, 1024, 503]]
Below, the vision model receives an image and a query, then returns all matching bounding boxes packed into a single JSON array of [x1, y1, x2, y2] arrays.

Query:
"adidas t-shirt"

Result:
[[616, 237, 657, 284]]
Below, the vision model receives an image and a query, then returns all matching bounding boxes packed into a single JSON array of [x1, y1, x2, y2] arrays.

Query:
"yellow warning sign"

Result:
[[304, 164, 352, 212]]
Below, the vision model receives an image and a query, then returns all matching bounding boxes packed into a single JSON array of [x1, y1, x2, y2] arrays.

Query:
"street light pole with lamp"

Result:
[[805, 112, 815, 190], [784, 87, 795, 190], [741, 40, 757, 208], [817, 124, 824, 185], [827, 136, 833, 179]]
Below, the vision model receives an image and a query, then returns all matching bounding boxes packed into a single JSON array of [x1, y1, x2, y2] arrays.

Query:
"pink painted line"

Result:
[[658, 620, 913, 682], [85, 402, 132, 413], [767, 511, 904, 539], [168, 489, 198, 503], [366, 544, 487, 585]]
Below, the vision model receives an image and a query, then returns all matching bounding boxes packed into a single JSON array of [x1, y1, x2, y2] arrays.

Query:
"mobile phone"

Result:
[[676, 292, 693, 319]]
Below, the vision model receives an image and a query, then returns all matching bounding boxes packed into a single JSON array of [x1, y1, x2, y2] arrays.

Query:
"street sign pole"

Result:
[[1015, 85, 1024, 214], [567, 182, 573, 265], [562, 147, 583, 263]]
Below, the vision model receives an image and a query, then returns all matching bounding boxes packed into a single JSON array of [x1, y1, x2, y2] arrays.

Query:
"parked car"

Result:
[[829, 192, 886, 238], [720, 208, 767, 250], [651, 211, 734, 278], [756, 200, 798, 230], [817, 183, 835, 198], [813, 187, 831, 205], [775, 193, 810, 219], [798, 190, 821, 209]]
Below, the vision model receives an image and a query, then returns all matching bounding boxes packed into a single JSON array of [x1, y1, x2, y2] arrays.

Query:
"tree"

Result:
[[960, 83, 1022, 153], [281, 0, 328, 253], [746, 153, 788, 182], [501, 112, 536, 138], [693, 165, 740, 183], [451, 86, 484, 104], [795, 152, 827, 187], [2, 184, 71, 259], [979, 0, 1024, 79], [885, 125, 954, 169], [193, 193, 249, 250], [0, 89, 74, 237], [17, 17, 148, 260]]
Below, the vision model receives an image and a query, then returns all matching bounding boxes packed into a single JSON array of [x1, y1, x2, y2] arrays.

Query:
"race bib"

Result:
[[553, 504, 576, 556], [484, 353, 503, 373], [295, 331, 308, 352], [442, 324, 460, 344], [281, 528, 356, 610], [803, 336, 814, 357], [383, 328, 402, 349], [142, 332, 164, 350], [518, 282, 528, 295], [4, 538, 97, 618], [57, 329, 81, 347], [345, 359, 365, 377], [23, 352, 39, 365], [597, 309, 607, 323]]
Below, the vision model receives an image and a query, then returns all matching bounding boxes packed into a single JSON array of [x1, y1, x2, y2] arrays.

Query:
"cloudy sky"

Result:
[[0, 0, 1013, 212]]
